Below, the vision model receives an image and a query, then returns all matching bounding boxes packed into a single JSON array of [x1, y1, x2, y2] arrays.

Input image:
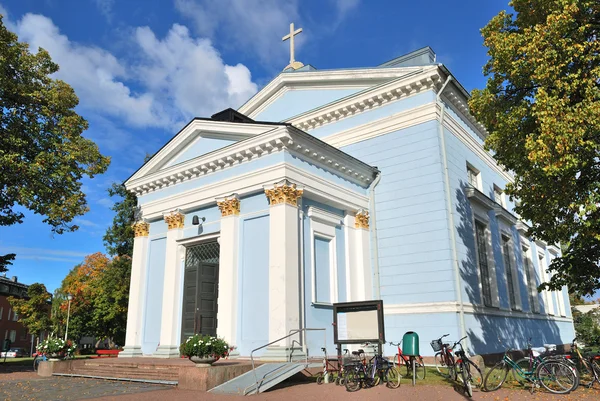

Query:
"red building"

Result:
[[0, 276, 34, 354]]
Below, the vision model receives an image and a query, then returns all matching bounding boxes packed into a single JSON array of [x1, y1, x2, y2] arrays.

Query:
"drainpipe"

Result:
[[298, 202, 307, 355], [369, 172, 382, 300], [436, 75, 468, 344]]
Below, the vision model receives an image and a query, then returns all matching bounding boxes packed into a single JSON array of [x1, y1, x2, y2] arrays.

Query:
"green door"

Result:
[[181, 241, 220, 343]]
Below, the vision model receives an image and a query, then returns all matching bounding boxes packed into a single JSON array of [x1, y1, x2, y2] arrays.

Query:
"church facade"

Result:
[[120, 47, 575, 359]]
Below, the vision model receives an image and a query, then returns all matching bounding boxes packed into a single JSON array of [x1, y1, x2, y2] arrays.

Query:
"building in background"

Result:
[[0, 275, 33, 353]]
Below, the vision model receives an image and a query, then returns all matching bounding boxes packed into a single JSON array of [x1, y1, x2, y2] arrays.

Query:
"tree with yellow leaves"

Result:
[[470, 0, 600, 295]]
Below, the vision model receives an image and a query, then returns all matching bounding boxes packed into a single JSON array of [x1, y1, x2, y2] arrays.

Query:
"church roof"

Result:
[[125, 112, 378, 196]]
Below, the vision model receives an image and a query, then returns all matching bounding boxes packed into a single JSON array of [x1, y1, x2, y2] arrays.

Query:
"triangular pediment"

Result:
[[126, 118, 282, 184]]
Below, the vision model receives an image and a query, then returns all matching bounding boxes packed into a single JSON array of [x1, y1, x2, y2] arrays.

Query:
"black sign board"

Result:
[[333, 300, 385, 345]]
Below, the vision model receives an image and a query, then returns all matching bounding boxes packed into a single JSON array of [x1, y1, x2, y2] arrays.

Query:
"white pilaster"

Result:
[[262, 180, 303, 361], [355, 210, 373, 301], [155, 210, 185, 358], [120, 221, 150, 358], [216, 194, 240, 356], [344, 214, 360, 301]]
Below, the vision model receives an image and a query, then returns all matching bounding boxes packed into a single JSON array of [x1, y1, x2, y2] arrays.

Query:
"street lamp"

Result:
[[64, 294, 73, 341]]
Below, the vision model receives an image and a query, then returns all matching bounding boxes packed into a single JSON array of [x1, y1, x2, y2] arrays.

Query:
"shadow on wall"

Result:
[[455, 181, 561, 361]]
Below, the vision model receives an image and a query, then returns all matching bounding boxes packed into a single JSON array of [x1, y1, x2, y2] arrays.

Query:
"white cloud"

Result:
[[94, 0, 115, 22], [0, 247, 90, 258], [74, 218, 100, 228], [333, 0, 360, 16], [174, 0, 300, 65], [7, 10, 258, 129]]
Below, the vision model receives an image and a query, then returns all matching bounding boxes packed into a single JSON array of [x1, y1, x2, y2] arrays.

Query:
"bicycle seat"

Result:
[[321, 347, 326, 352], [543, 344, 556, 351], [531, 346, 546, 357]]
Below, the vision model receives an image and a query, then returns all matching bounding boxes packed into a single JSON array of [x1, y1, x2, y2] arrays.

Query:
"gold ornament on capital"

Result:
[[355, 210, 369, 229], [132, 221, 150, 237], [217, 196, 241, 217], [164, 211, 185, 230], [264, 181, 303, 207]]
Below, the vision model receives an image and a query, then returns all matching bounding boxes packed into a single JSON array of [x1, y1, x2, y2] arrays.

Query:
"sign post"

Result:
[[333, 300, 385, 355]]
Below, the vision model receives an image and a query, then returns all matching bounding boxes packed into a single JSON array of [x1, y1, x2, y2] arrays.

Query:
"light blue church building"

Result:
[[120, 47, 575, 360]]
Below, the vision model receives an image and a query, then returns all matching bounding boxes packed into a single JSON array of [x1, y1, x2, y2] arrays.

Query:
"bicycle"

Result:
[[541, 338, 600, 389], [390, 341, 426, 380], [483, 339, 578, 394], [344, 345, 400, 391], [316, 347, 346, 385], [432, 333, 456, 379], [452, 337, 483, 397]]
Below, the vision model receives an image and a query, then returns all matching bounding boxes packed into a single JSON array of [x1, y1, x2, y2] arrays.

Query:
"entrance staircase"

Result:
[[51, 358, 183, 385]]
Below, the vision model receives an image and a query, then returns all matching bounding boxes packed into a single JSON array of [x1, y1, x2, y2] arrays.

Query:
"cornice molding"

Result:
[[287, 68, 441, 132], [126, 126, 377, 196], [128, 119, 281, 182], [239, 66, 427, 118], [495, 205, 518, 226], [465, 186, 496, 211], [307, 206, 342, 226]]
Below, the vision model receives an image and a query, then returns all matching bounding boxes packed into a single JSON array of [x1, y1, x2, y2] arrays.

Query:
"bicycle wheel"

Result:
[[415, 356, 426, 380], [435, 352, 450, 377], [483, 361, 509, 392], [536, 360, 577, 394], [465, 360, 483, 389], [511, 358, 533, 386], [344, 368, 361, 392], [460, 362, 473, 397], [385, 366, 401, 389], [316, 372, 324, 385], [32, 355, 40, 372], [590, 358, 600, 385]]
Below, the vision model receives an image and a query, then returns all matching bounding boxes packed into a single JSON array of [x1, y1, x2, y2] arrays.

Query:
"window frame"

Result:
[[521, 244, 539, 313], [501, 234, 519, 310], [493, 185, 505, 207], [467, 163, 482, 191], [308, 207, 342, 306], [473, 218, 498, 308], [537, 249, 556, 316]]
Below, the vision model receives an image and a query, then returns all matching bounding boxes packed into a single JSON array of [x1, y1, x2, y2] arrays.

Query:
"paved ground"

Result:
[[0, 376, 599, 401]]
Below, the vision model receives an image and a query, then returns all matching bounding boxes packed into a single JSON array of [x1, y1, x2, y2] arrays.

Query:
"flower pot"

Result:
[[48, 352, 63, 361], [189, 356, 218, 367]]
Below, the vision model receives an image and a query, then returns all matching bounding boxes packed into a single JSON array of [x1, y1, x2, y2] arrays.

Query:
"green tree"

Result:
[[469, 0, 600, 295], [8, 283, 51, 338], [103, 183, 138, 257], [572, 307, 600, 347], [0, 16, 110, 271]]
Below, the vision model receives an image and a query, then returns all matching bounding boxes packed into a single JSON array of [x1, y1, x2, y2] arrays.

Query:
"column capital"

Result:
[[132, 220, 150, 237], [216, 193, 240, 217], [264, 179, 304, 207], [163, 209, 185, 230], [355, 209, 369, 229]]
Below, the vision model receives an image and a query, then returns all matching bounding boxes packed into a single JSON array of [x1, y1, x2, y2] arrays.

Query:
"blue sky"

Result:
[[0, 0, 511, 292]]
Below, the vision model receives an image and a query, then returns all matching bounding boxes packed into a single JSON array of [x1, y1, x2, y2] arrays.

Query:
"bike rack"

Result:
[[245, 328, 326, 395]]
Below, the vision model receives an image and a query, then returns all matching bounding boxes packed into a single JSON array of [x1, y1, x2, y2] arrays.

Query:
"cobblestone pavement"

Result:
[[0, 377, 170, 401], [92, 381, 600, 401]]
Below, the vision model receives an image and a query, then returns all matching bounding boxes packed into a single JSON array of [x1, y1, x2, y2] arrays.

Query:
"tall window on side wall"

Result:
[[494, 186, 505, 207], [475, 221, 493, 307], [467, 164, 481, 190], [522, 246, 539, 313], [538, 252, 555, 315], [502, 236, 517, 310]]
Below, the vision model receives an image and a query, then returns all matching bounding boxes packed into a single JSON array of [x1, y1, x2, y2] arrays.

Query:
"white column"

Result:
[[344, 214, 360, 301], [216, 194, 240, 357], [262, 180, 303, 361], [120, 221, 150, 358], [355, 209, 373, 300], [155, 210, 185, 358]]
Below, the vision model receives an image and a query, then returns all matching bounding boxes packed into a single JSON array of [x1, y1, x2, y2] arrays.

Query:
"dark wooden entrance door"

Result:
[[181, 241, 220, 343]]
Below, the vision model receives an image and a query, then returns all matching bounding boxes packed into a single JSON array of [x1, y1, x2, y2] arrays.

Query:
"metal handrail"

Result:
[[245, 328, 326, 395]]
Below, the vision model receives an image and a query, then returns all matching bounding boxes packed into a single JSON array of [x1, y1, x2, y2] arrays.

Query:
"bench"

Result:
[[95, 349, 121, 358]]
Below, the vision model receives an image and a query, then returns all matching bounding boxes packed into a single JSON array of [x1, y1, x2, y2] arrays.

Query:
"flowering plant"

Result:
[[179, 334, 229, 359], [37, 337, 77, 356]]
